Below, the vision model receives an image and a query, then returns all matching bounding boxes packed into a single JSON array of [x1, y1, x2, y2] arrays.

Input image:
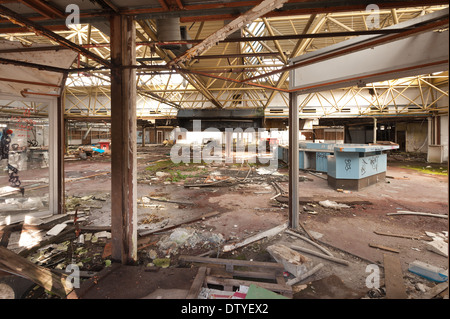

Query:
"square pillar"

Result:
[[288, 92, 299, 230], [110, 14, 138, 264]]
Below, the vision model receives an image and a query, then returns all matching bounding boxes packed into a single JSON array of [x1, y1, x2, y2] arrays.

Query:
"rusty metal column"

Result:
[[110, 14, 138, 264], [56, 93, 66, 214], [288, 91, 299, 230]]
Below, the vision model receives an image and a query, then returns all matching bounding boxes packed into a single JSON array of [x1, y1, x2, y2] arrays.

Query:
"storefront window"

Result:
[[0, 98, 54, 225]]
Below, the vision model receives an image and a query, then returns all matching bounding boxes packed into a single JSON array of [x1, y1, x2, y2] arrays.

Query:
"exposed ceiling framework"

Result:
[[0, 0, 448, 119]]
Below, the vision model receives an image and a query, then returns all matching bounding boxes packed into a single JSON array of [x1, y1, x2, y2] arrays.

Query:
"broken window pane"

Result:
[[0, 98, 50, 225]]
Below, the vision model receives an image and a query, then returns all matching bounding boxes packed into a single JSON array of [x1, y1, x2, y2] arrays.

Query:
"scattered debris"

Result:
[[424, 231, 448, 257], [286, 263, 324, 286], [318, 200, 350, 210], [179, 255, 292, 298], [373, 230, 423, 240], [222, 223, 288, 253], [153, 258, 171, 268], [143, 196, 194, 206], [285, 229, 333, 257], [266, 244, 313, 278], [408, 260, 449, 283], [290, 244, 349, 266], [421, 282, 449, 299], [387, 211, 448, 219], [46, 223, 68, 237], [138, 211, 221, 237], [157, 227, 224, 255]]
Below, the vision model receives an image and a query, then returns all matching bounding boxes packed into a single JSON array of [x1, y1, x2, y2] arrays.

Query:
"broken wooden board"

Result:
[[387, 211, 448, 219], [369, 243, 400, 254], [286, 263, 324, 286], [179, 255, 284, 273], [0, 246, 72, 298], [421, 282, 449, 299], [186, 266, 207, 299], [275, 195, 372, 206], [383, 254, 407, 299], [222, 222, 288, 252], [373, 230, 422, 240], [138, 211, 221, 237], [290, 245, 349, 266], [204, 276, 292, 297]]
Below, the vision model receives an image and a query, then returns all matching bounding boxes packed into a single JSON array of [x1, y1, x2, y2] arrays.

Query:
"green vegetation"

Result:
[[401, 165, 448, 176], [145, 159, 181, 172]]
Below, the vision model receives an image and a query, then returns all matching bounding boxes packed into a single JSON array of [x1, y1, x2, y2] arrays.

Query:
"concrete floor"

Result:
[[1, 145, 448, 299]]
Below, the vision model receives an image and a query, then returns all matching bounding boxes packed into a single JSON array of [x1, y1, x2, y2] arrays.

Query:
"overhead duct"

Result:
[[156, 18, 182, 50]]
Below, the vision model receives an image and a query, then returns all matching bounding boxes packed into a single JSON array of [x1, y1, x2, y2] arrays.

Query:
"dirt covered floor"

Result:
[[1, 145, 448, 299]]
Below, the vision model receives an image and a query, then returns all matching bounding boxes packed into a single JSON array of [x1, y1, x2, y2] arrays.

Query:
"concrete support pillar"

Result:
[[142, 126, 146, 147], [428, 117, 433, 146], [110, 14, 138, 264], [225, 130, 232, 162], [56, 94, 66, 214], [288, 92, 299, 230], [373, 117, 377, 143]]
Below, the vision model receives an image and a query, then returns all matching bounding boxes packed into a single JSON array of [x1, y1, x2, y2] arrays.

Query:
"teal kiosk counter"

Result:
[[278, 142, 399, 190]]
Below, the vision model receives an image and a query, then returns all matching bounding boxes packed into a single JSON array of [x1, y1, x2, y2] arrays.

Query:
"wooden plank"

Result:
[[222, 223, 288, 252], [0, 246, 72, 298], [186, 266, 207, 299], [138, 211, 221, 237], [290, 245, 349, 266], [383, 254, 407, 299], [387, 211, 448, 219], [374, 230, 422, 240], [0, 226, 12, 248], [233, 270, 280, 280], [421, 282, 448, 299], [369, 243, 400, 254], [179, 255, 285, 271], [205, 276, 292, 295]]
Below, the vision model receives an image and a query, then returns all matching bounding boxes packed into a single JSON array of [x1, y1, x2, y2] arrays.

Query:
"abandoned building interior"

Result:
[[0, 0, 448, 302]]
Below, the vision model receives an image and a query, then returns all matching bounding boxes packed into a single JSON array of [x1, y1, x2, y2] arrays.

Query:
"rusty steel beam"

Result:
[[243, 17, 450, 83], [0, 76, 61, 87], [17, 0, 65, 19], [0, 56, 67, 73], [168, 0, 289, 66], [0, 4, 111, 68], [0, 24, 68, 33], [118, 0, 449, 22]]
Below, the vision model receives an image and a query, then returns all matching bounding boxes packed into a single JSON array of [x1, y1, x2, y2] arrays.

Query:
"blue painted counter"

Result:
[[277, 142, 399, 189], [327, 144, 398, 180]]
